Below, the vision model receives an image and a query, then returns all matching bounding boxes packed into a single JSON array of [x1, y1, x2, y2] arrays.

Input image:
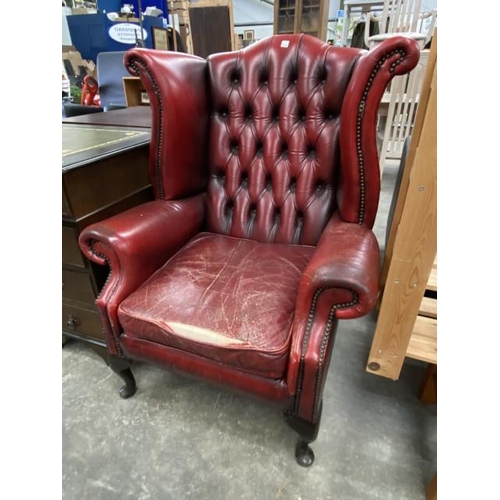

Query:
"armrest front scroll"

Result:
[[287, 212, 381, 419], [297, 212, 381, 321], [78, 194, 206, 355]]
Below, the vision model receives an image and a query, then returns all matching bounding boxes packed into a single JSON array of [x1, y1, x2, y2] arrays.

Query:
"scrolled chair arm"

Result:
[[78, 195, 206, 355], [287, 212, 381, 421]]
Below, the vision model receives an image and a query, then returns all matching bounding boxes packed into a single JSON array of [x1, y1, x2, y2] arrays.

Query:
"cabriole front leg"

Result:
[[108, 355, 137, 399], [284, 403, 322, 467]]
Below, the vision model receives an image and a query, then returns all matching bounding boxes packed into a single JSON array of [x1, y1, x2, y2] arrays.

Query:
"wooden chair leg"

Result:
[[108, 355, 137, 399]]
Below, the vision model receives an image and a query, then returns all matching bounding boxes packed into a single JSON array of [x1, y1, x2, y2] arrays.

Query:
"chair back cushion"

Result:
[[123, 35, 419, 235], [205, 35, 364, 245]]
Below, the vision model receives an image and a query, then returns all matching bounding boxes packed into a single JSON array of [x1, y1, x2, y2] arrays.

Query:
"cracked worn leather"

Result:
[[118, 232, 315, 378]]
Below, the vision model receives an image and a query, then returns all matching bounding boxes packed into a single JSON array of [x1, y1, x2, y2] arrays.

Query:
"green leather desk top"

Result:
[[62, 124, 150, 172]]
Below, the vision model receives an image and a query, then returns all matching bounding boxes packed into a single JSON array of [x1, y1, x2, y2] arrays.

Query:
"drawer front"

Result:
[[62, 302, 105, 341], [62, 226, 85, 267], [62, 269, 96, 306], [63, 145, 150, 220]]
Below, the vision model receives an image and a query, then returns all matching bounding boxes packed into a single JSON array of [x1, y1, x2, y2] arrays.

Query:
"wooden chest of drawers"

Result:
[[62, 124, 153, 358]]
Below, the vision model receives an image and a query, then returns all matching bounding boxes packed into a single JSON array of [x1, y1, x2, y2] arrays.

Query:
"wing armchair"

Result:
[[78, 34, 420, 466]]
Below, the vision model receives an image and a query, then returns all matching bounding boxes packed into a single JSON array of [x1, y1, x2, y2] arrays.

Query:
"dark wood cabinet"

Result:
[[273, 0, 328, 40], [62, 124, 153, 359], [189, 4, 234, 58]]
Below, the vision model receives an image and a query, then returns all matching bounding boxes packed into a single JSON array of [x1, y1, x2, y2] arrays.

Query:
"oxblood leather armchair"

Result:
[[78, 34, 419, 466]]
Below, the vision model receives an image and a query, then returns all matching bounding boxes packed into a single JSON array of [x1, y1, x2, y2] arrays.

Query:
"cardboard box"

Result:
[[62, 48, 96, 85], [71, 8, 97, 15]]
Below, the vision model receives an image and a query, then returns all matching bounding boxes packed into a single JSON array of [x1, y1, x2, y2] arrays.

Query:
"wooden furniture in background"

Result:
[[188, 0, 235, 58], [366, 31, 437, 380], [340, 0, 385, 46], [62, 124, 153, 360], [273, 0, 329, 40], [62, 106, 152, 128], [123, 76, 150, 107], [377, 48, 429, 174]]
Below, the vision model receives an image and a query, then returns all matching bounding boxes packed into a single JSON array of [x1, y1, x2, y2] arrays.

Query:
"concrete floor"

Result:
[[62, 160, 437, 500]]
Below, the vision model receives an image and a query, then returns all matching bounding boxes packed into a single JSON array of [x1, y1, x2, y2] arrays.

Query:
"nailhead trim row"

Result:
[[311, 291, 358, 421], [293, 288, 359, 418], [356, 49, 405, 225], [88, 241, 123, 357], [128, 57, 165, 200]]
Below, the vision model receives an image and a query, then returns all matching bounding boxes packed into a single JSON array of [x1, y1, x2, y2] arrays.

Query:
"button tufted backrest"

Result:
[[205, 35, 365, 246], [124, 35, 419, 242]]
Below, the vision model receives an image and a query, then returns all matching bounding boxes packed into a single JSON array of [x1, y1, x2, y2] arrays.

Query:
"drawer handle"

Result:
[[66, 314, 80, 330]]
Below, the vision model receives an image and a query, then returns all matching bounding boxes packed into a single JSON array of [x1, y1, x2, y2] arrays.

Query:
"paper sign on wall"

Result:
[[108, 24, 148, 44]]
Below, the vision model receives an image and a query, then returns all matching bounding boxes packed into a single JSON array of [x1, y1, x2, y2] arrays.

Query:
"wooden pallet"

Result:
[[407, 257, 437, 364]]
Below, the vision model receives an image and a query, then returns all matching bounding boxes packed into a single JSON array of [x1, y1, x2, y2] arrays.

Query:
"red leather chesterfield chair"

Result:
[[78, 34, 419, 466]]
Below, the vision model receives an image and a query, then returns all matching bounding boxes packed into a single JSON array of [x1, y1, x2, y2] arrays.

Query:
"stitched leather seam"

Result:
[[293, 288, 358, 417], [293, 287, 323, 414], [88, 241, 123, 356], [356, 49, 405, 224], [128, 57, 164, 200], [311, 292, 358, 421]]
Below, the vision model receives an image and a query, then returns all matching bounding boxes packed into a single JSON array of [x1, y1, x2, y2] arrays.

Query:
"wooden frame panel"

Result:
[[366, 31, 437, 380]]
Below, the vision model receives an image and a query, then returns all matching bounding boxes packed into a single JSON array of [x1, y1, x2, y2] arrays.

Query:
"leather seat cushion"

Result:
[[118, 232, 315, 378]]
